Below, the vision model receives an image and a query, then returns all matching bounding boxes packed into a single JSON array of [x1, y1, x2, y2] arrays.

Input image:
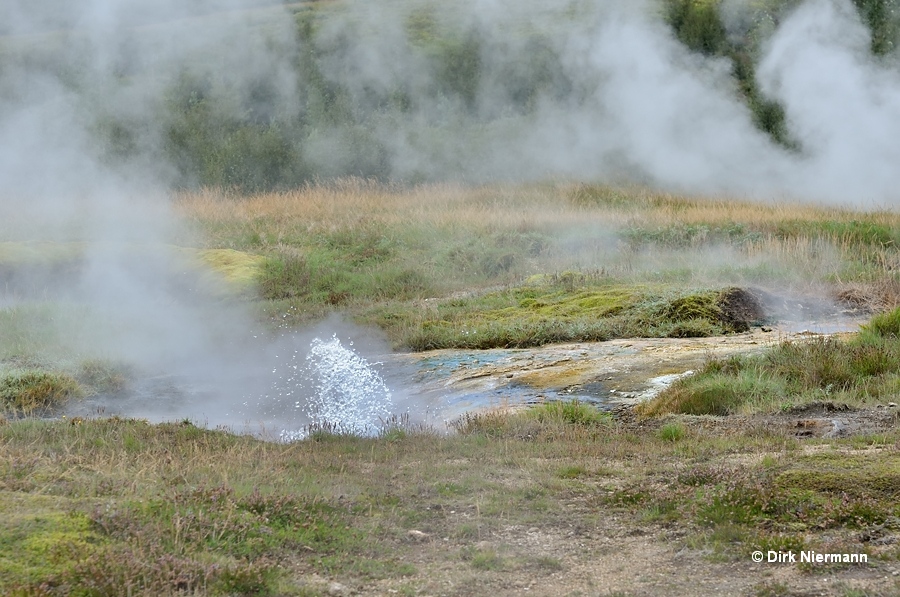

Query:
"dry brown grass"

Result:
[[174, 181, 609, 241], [175, 179, 900, 239], [174, 180, 900, 310]]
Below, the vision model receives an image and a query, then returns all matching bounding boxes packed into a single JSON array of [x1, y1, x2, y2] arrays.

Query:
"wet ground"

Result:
[[386, 317, 866, 423]]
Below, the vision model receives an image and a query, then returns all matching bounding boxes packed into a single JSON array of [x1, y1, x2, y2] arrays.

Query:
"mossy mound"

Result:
[[391, 283, 769, 350], [0, 369, 82, 416]]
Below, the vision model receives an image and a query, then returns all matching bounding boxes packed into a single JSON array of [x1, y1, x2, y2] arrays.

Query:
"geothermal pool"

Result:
[[60, 317, 863, 440]]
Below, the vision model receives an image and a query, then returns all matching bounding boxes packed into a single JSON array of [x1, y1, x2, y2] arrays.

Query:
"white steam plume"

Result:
[[0, 0, 302, 421], [295, 0, 899, 205]]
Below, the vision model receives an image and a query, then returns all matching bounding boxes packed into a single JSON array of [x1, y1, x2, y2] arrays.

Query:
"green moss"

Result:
[[776, 455, 900, 500], [0, 506, 103, 587], [663, 291, 720, 321], [386, 283, 749, 350]]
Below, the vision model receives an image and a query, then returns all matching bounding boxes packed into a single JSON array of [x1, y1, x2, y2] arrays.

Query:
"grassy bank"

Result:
[[1, 410, 898, 596], [639, 307, 900, 416], [175, 182, 900, 348], [5, 183, 898, 356]]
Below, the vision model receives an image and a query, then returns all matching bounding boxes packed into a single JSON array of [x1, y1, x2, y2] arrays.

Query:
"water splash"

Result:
[[304, 335, 394, 432], [267, 334, 394, 441]]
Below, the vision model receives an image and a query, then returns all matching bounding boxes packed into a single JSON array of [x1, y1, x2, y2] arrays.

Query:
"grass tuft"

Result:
[[527, 400, 610, 426], [77, 360, 130, 395], [658, 422, 685, 442], [0, 370, 82, 416], [860, 306, 900, 340]]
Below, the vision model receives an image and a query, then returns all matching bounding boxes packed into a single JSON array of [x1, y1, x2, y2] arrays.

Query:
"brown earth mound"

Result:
[[717, 287, 765, 332]]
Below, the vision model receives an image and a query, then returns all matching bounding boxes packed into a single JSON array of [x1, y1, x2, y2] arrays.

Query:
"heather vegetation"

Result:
[[1, 408, 899, 595]]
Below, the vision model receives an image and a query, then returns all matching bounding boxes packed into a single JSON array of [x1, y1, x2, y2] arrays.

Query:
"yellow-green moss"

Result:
[[491, 286, 637, 322], [0, 242, 265, 292], [196, 248, 266, 289], [0, 241, 84, 266], [776, 454, 900, 500], [0, 503, 103, 586]]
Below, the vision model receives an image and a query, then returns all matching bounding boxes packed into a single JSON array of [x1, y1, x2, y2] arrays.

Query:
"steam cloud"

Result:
[[0, 0, 896, 427], [4, 0, 897, 207]]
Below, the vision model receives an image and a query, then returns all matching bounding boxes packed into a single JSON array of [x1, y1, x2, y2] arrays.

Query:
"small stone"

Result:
[[327, 582, 349, 596], [505, 373, 514, 378], [889, 402, 897, 408], [408, 529, 431, 541]]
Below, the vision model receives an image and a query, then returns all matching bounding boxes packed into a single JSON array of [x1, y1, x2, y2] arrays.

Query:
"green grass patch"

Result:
[[450, 401, 611, 440], [527, 400, 610, 426], [861, 306, 900, 340], [461, 546, 506, 571], [658, 422, 686, 442], [641, 308, 900, 416]]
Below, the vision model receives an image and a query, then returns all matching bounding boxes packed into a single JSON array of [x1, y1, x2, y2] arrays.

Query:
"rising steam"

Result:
[[4, 0, 898, 206]]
